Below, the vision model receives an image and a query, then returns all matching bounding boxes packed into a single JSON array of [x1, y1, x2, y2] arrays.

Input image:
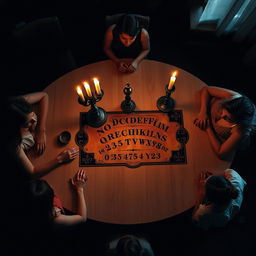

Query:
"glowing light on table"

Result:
[[168, 71, 177, 90], [83, 81, 92, 98], [93, 77, 101, 95], [76, 86, 85, 101]]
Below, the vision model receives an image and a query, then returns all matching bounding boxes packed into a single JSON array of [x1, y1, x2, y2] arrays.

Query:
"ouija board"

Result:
[[75, 110, 189, 168]]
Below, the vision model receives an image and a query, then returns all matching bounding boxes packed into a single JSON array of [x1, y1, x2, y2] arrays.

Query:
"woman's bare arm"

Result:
[[131, 28, 150, 66], [194, 86, 241, 130], [23, 92, 49, 154], [103, 25, 120, 65], [206, 125, 244, 161], [17, 146, 79, 178]]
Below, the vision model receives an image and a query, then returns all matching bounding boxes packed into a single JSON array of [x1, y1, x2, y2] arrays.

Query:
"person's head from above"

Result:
[[23, 179, 54, 222], [114, 234, 153, 256], [6, 98, 32, 150], [116, 14, 140, 47], [9, 97, 37, 130], [218, 96, 256, 129], [205, 175, 239, 206]]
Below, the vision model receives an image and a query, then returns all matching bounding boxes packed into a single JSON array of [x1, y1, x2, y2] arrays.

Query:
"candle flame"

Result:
[[172, 71, 177, 77], [83, 81, 92, 98], [168, 70, 178, 90], [83, 81, 90, 87], [93, 77, 99, 84], [93, 77, 101, 95], [76, 86, 82, 94], [76, 86, 85, 101]]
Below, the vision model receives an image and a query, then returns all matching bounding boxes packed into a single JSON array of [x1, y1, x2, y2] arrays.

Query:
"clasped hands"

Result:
[[118, 61, 138, 73]]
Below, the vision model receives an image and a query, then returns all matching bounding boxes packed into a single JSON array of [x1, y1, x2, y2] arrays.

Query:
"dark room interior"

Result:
[[2, 1, 256, 255]]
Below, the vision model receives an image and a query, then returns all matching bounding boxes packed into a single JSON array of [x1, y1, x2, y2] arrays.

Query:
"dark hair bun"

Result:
[[206, 175, 238, 205]]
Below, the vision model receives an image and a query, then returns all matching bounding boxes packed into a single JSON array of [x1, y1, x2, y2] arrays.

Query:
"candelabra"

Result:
[[156, 85, 176, 112], [78, 90, 107, 128], [121, 83, 136, 113]]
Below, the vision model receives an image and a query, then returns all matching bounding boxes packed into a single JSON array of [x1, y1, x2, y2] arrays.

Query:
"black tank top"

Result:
[[111, 26, 142, 59]]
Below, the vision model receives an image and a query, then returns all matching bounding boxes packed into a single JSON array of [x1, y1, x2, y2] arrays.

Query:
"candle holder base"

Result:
[[121, 100, 136, 114], [157, 96, 175, 112], [86, 107, 107, 128], [157, 85, 176, 112]]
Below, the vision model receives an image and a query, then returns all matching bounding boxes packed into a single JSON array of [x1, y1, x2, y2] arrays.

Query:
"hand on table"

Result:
[[34, 130, 46, 155], [70, 169, 87, 191], [57, 147, 79, 164], [194, 112, 209, 130], [118, 61, 138, 73], [198, 171, 213, 187], [118, 62, 130, 73], [127, 62, 138, 73]]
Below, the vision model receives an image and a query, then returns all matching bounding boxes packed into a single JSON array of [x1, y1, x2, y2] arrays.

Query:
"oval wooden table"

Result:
[[32, 59, 231, 224]]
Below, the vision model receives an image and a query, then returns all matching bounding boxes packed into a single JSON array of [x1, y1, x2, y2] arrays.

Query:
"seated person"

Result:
[[10, 92, 49, 155], [104, 14, 150, 73], [194, 86, 256, 160], [106, 234, 155, 256], [7, 92, 79, 178], [192, 169, 246, 230], [22, 169, 87, 226]]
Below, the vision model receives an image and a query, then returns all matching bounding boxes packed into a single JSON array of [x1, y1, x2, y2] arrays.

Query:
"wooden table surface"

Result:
[[32, 59, 231, 224]]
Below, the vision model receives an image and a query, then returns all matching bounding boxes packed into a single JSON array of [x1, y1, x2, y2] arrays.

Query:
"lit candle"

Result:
[[93, 77, 101, 95], [83, 81, 92, 98], [76, 86, 85, 101], [168, 71, 177, 90]]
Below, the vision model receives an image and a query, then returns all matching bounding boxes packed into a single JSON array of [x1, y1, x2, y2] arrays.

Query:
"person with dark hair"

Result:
[[194, 86, 256, 160], [106, 234, 155, 256], [192, 169, 246, 230], [7, 92, 79, 178], [104, 14, 150, 73], [22, 169, 87, 227], [10, 170, 87, 256], [9, 92, 49, 155]]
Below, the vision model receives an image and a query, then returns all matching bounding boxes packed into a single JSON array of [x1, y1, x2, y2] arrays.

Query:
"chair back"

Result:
[[105, 13, 150, 31], [12, 16, 77, 92], [12, 16, 66, 50]]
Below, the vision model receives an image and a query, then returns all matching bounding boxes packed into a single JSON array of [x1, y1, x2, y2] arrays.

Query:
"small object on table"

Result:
[[121, 83, 136, 113], [58, 131, 71, 145], [75, 129, 88, 147], [157, 85, 176, 113]]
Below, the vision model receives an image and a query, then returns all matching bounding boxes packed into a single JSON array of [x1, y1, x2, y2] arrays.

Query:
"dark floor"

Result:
[[3, 1, 256, 255]]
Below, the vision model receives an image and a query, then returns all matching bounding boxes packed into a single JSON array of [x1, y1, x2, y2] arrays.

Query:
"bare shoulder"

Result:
[[141, 28, 149, 38], [231, 125, 247, 139], [105, 24, 115, 39], [207, 86, 241, 99], [106, 24, 115, 33]]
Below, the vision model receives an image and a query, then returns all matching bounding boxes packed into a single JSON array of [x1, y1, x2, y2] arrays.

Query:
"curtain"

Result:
[[198, 0, 256, 43], [226, 0, 256, 42], [199, 0, 236, 25]]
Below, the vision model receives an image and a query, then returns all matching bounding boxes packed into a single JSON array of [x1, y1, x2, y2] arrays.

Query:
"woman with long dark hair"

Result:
[[194, 86, 256, 160]]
